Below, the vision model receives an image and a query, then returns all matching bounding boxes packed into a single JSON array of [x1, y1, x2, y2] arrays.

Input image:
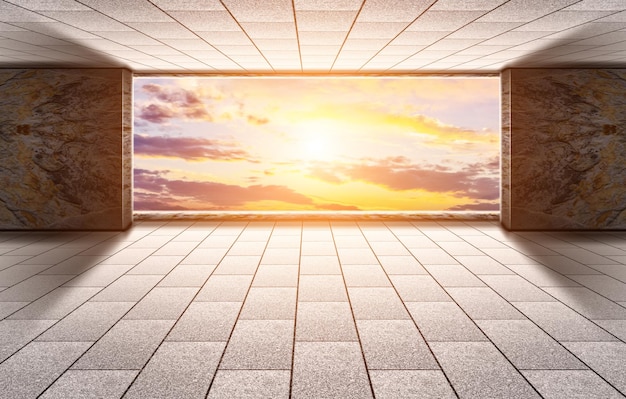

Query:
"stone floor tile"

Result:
[[594, 319, 626, 341], [333, 235, 370, 248], [124, 287, 198, 320], [220, 320, 293, 369], [348, 287, 410, 319], [299, 255, 341, 274], [430, 341, 541, 399], [424, 264, 485, 287], [152, 241, 198, 256], [72, 319, 174, 370], [207, 370, 290, 399], [301, 241, 336, 256], [342, 264, 390, 286], [513, 301, 617, 341], [0, 255, 31, 271], [37, 301, 134, 342], [446, 287, 526, 320], [531, 255, 602, 274], [167, 302, 241, 341], [239, 287, 296, 320], [357, 319, 438, 369], [124, 342, 224, 399], [337, 248, 380, 265], [542, 287, 626, 319], [0, 301, 28, 318], [562, 341, 626, 393], [590, 264, 626, 282], [476, 319, 586, 369], [370, 370, 456, 399], [228, 241, 267, 256], [195, 275, 253, 302], [90, 275, 161, 302], [0, 319, 56, 362], [437, 241, 483, 256], [8, 286, 100, 320], [390, 275, 452, 302], [506, 264, 579, 286], [0, 264, 53, 286], [64, 264, 134, 287], [40, 255, 108, 275], [252, 264, 298, 287], [409, 248, 459, 265], [127, 234, 173, 249], [158, 264, 215, 287], [295, 301, 357, 341], [554, 248, 617, 265], [399, 235, 445, 249], [567, 275, 626, 301], [181, 248, 229, 264], [0, 275, 73, 302], [480, 274, 555, 301], [481, 248, 538, 265], [522, 370, 624, 399], [40, 370, 138, 399], [213, 255, 260, 274], [0, 341, 91, 399], [127, 255, 183, 275], [99, 248, 155, 265], [292, 341, 372, 399], [405, 302, 487, 342], [21, 248, 82, 265], [368, 241, 411, 256], [377, 255, 427, 274], [298, 274, 347, 301], [261, 248, 300, 264], [453, 255, 514, 274]]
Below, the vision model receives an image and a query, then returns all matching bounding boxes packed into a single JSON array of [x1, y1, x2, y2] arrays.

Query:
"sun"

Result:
[[295, 119, 343, 161]]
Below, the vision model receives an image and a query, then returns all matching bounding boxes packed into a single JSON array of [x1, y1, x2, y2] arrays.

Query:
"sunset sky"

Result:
[[133, 77, 500, 211]]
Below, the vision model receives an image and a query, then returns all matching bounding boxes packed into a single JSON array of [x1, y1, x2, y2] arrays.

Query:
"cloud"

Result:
[[305, 157, 499, 201], [134, 134, 251, 161], [316, 203, 361, 211], [247, 114, 269, 125], [134, 192, 189, 211], [136, 83, 210, 123], [134, 169, 314, 208]]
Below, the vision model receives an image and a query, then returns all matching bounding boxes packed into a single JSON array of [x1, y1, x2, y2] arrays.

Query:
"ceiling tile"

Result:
[[477, 0, 579, 23], [429, 0, 507, 11], [79, 0, 173, 22], [40, 11, 132, 31], [0, 37, 45, 51], [426, 38, 483, 50], [377, 45, 425, 55], [573, 30, 626, 45], [566, 0, 626, 11], [479, 30, 549, 45], [73, 38, 132, 50], [513, 10, 613, 31], [127, 22, 196, 39], [240, 22, 296, 39], [168, 11, 240, 31], [92, 31, 162, 46], [357, 0, 435, 22], [300, 45, 340, 55], [298, 31, 346, 45], [159, 38, 218, 51], [407, 11, 485, 31], [447, 22, 521, 39], [296, 11, 357, 31], [391, 30, 451, 45], [341, 38, 388, 50], [0, 30, 70, 45], [254, 39, 299, 51], [0, 3, 55, 22], [294, 0, 363, 11], [149, 0, 224, 11], [11, 22, 100, 38], [128, 45, 183, 55], [455, 45, 510, 55], [196, 31, 252, 45], [212, 45, 260, 55], [222, 0, 293, 22], [543, 21, 626, 39], [5, 0, 89, 10], [348, 22, 407, 38], [594, 10, 626, 22]]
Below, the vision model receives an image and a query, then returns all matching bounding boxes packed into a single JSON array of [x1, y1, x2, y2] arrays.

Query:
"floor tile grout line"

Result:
[[330, 221, 383, 399], [358, 221, 460, 399], [203, 220, 276, 399], [410, 220, 625, 396], [33, 220, 210, 398], [287, 220, 303, 399]]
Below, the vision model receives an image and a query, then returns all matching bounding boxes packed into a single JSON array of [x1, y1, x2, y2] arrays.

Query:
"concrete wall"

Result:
[[502, 68, 626, 230], [0, 68, 132, 230]]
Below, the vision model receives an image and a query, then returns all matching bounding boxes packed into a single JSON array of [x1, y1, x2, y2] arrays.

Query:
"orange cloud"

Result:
[[134, 135, 251, 162]]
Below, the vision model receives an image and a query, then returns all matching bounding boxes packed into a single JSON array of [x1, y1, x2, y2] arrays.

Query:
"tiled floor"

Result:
[[1, 219, 626, 398]]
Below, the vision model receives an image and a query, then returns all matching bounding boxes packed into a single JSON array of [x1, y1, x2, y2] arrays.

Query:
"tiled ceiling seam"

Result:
[[217, 0, 276, 72], [291, 0, 303, 72], [390, 0, 582, 72], [330, 1, 366, 72]]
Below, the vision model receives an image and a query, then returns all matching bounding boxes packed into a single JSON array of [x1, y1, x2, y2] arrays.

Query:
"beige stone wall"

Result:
[[502, 68, 626, 230], [0, 68, 132, 230]]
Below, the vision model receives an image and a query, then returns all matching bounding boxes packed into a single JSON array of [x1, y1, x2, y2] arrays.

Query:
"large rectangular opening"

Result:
[[133, 76, 499, 212]]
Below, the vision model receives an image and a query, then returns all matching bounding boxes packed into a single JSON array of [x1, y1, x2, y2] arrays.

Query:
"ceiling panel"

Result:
[[0, 0, 624, 72]]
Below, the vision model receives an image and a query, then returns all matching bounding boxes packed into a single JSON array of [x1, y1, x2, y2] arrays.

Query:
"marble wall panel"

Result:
[[0, 68, 132, 230], [503, 68, 626, 230]]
